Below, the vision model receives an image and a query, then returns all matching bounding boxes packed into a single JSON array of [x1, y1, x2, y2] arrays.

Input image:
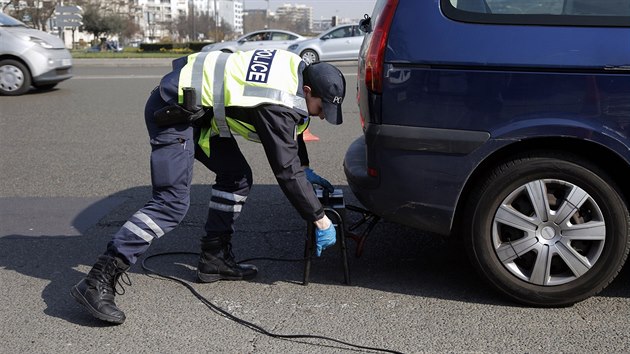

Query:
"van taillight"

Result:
[[359, 111, 365, 130], [365, 0, 399, 94]]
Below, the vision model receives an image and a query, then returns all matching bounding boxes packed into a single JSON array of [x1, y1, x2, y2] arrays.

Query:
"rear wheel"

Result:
[[0, 59, 31, 96], [465, 153, 629, 306], [300, 50, 319, 65]]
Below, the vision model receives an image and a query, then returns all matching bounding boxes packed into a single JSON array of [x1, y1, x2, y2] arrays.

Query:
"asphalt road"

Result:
[[1, 59, 630, 353]]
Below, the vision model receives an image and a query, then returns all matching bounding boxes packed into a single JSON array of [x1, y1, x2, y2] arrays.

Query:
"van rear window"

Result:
[[442, 0, 630, 26]]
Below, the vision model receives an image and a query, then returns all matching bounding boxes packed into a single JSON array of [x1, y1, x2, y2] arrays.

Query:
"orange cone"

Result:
[[303, 128, 320, 142]]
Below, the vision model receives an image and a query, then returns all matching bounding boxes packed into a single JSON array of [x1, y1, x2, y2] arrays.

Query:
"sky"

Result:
[[242, 0, 377, 20]]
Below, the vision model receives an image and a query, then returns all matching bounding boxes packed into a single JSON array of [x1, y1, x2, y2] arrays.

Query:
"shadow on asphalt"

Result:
[[2, 184, 630, 326]]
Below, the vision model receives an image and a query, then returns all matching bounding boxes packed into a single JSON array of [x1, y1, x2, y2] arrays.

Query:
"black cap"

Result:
[[304, 62, 346, 125]]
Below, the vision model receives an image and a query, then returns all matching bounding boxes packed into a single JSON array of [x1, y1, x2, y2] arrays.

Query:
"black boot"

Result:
[[71, 255, 130, 324], [197, 235, 258, 283]]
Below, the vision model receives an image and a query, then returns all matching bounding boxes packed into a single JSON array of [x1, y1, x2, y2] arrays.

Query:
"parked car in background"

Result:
[[288, 24, 364, 64], [344, 0, 630, 306], [86, 41, 123, 53], [201, 29, 306, 53], [0, 12, 72, 95]]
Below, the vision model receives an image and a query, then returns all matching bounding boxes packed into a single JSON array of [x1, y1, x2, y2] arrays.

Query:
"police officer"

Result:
[[71, 49, 346, 324]]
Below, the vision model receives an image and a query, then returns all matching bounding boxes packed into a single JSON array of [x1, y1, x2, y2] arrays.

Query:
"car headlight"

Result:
[[29, 36, 54, 49], [288, 44, 298, 51]]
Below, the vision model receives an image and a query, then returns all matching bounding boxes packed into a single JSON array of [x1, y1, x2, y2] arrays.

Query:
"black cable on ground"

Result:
[[141, 251, 403, 354]]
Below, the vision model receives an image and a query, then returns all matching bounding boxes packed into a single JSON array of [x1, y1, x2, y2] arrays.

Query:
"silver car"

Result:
[[201, 29, 306, 53], [288, 24, 364, 64], [0, 13, 72, 96]]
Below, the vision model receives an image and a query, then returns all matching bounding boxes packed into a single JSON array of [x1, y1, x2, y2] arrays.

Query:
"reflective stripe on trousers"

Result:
[[107, 88, 253, 264], [107, 89, 194, 264]]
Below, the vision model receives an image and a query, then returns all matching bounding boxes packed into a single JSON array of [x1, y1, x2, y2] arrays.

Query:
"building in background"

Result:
[[135, 0, 184, 41], [134, 0, 243, 42], [217, 0, 242, 35], [0, 0, 367, 45], [190, 0, 213, 13], [275, 3, 311, 33]]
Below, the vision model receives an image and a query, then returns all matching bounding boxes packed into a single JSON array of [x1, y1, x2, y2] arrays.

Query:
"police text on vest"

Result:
[[246, 49, 277, 84]]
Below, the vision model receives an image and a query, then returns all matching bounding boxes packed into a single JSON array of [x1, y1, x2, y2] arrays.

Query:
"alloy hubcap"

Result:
[[492, 179, 605, 286]]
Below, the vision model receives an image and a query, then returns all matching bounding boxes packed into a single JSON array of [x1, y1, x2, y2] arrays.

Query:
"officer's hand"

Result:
[[304, 168, 334, 193], [315, 224, 336, 257]]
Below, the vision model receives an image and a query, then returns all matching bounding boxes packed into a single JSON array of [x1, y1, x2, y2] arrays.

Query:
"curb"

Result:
[[73, 58, 358, 68], [73, 58, 174, 67]]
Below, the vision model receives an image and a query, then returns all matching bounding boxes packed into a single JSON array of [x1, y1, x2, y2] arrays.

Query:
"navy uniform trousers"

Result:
[[106, 88, 252, 265]]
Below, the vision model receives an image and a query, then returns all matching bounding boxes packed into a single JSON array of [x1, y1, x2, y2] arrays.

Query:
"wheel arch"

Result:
[[0, 55, 33, 76], [300, 47, 321, 58], [452, 137, 630, 238]]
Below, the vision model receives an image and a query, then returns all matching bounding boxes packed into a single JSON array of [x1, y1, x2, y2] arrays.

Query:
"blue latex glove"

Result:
[[315, 224, 336, 257], [304, 167, 334, 193]]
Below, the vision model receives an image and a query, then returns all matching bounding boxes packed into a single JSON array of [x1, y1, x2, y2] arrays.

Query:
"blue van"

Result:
[[344, 0, 630, 306]]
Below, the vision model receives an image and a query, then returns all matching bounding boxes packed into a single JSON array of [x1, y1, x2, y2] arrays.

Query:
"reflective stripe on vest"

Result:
[[191, 51, 210, 107], [180, 50, 306, 110], [212, 52, 231, 137], [179, 50, 308, 156], [243, 86, 307, 112], [198, 114, 310, 157]]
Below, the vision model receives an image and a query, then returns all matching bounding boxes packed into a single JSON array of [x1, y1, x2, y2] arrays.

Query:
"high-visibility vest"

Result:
[[177, 49, 309, 156]]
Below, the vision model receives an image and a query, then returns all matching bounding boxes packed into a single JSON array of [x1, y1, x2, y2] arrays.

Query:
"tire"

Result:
[[0, 59, 31, 96], [33, 83, 57, 91], [465, 152, 630, 306], [300, 50, 319, 65]]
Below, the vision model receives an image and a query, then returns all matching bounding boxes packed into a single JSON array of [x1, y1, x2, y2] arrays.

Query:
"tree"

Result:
[[175, 9, 231, 42], [102, 13, 124, 37], [102, 0, 139, 42], [121, 17, 140, 41], [292, 18, 311, 35], [3, 0, 58, 31], [83, 1, 138, 43], [81, 3, 124, 43], [81, 3, 107, 40], [243, 11, 267, 34], [214, 19, 234, 42], [175, 9, 210, 41]]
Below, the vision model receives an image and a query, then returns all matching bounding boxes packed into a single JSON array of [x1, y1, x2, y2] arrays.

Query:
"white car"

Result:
[[0, 12, 72, 95], [201, 29, 306, 53], [288, 24, 364, 64]]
